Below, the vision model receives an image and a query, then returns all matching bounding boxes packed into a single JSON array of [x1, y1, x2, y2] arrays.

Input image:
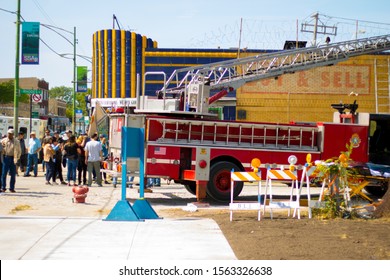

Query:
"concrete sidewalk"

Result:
[[0, 216, 236, 260], [0, 170, 237, 260], [0, 167, 320, 260]]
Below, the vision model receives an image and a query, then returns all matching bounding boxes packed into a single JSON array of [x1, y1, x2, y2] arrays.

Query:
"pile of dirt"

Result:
[[159, 208, 390, 260]]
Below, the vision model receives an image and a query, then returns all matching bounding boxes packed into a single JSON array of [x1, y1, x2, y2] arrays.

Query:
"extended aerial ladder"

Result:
[[146, 34, 390, 114]]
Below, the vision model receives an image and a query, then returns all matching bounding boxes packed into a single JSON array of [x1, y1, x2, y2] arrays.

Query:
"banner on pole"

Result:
[[21, 22, 40, 64], [77, 66, 88, 92]]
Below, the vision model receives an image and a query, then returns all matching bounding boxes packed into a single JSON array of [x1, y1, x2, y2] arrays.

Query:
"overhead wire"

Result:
[[1, 4, 90, 64], [32, 0, 56, 26], [0, 7, 16, 14], [321, 13, 390, 26]]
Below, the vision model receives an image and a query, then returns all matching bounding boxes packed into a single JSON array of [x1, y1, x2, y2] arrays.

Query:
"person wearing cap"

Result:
[[24, 131, 41, 177], [1, 129, 21, 193]]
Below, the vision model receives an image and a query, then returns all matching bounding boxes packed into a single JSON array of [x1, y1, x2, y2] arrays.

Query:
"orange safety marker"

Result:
[[229, 158, 263, 222], [231, 171, 261, 182], [264, 155, 301, 219], [267, 169, 297, 180], [295, 154, 315, 219]]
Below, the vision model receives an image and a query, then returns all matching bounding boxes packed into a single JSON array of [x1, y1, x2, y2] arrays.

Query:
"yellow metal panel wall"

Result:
[[97, 31, 102, 98], [120, 30, 126, 98], [131, 32, 136, 98], [92, 33, 96, 98], [238, 54, 390, 123], [104, 30, 109, 98], [112, 30, 117, 98]]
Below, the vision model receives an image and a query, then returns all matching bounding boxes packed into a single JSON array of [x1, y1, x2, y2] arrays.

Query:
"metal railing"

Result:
[[158, 34, 390, 95]]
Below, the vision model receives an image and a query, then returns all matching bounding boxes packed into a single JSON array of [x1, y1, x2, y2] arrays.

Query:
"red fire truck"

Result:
[[106, 34, 390, 201]]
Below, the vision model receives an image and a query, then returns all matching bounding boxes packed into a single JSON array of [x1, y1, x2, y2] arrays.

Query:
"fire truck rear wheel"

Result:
[[207, 161, 243, 202], [184, 182, 197, 195], [364, 184, 388, 197]]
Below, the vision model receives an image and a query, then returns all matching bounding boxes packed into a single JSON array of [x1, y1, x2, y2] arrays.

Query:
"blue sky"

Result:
[[1, 0, 390, 89]]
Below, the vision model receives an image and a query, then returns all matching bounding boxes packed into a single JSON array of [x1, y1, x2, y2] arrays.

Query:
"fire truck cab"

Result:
[[341, 111, 390, 197]]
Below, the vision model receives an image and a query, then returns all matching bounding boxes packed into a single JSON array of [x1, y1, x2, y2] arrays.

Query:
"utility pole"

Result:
[[301, 12, 337, 46], [312, 13, 319, 46], [237, 18, 243, 59], [14, 0, 21, 133], [72, 26, 77, 133]]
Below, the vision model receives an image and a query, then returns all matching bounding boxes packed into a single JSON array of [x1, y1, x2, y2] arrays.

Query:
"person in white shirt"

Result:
[[84, 133, 103, 187]]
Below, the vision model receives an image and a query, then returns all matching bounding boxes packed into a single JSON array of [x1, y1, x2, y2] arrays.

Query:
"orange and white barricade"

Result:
[[229, 158, 262, 221], [265, 166, 301, 219], [295, 163, 316, 219]]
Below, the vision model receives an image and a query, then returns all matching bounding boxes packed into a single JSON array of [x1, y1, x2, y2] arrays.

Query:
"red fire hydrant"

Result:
[[72, 186, 89, 203]]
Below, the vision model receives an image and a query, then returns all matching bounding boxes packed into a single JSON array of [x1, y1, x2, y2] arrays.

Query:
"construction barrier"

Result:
[[229, 158, 262, 221], [296, 164, 316, 218], [264, 154, 313, 219], [265, 168, 300, 219]]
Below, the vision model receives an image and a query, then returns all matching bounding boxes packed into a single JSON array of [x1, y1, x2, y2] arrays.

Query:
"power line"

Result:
[[0, 7, 16, 14], [321, 13, 390, 26], [41, 23, 73, 45], [40, 37, 71, 58], [32, 0, 56, 26], [1, 5, 88, 65]]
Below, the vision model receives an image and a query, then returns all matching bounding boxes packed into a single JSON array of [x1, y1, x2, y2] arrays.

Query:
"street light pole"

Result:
[[72, 26, 76, 133], [13, 0, 21, 134]]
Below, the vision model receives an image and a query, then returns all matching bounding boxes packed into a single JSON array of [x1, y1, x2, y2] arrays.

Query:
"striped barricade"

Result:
[[230, 171, 262, 221], [265, 169, 300, 219], [295, 165, 316, 219]]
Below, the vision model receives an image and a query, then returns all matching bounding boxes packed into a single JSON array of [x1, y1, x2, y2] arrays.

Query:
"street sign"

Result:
[[20, 89, 41, 95], [31, 112, 39, 118], [32, 93, 42, 103]]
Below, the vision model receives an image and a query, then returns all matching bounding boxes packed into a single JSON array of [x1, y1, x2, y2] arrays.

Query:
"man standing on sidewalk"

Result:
[[17, 131, 28, 175], [24, 131, 41, 177], [85, 133, 103, 187], [1, 129, 21, 193]]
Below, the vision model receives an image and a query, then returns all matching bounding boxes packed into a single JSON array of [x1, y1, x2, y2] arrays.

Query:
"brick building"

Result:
[[0, 77, 49, 118]]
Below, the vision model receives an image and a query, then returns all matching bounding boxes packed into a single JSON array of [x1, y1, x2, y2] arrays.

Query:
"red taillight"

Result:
[[198, 160, 207, 168]]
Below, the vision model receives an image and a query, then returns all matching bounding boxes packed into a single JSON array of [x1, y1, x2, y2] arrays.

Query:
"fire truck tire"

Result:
[[364, 185, 388, 197], [207, 161, 243, 202], [184, 182, 197, 195]]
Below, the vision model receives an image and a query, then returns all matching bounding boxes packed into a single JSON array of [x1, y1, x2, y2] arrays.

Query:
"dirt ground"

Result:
[[159, 208, 390, 260], [1, 173, 390, 260]]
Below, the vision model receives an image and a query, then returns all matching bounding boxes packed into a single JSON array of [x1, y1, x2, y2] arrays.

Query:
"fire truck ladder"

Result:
[[157, 34, 390, 113], [374, 57, 390, 113], [150, 117, 320, 152]]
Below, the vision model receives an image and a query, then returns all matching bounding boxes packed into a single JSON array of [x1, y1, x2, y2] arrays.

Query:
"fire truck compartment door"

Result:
[[195, 147, 210, 180]]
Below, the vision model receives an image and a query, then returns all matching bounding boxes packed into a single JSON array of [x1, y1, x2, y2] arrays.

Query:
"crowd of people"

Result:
[[1, 128, 108, 193]]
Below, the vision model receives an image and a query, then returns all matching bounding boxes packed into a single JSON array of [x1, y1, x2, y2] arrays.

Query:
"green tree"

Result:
[[49, 86, 89, 118], [0, 81, 13, 103], [0, 81, 29, 103]]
